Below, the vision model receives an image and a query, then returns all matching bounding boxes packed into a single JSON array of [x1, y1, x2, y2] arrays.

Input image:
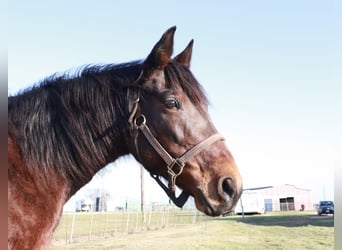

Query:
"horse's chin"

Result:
[[193, 188, 235, 217]]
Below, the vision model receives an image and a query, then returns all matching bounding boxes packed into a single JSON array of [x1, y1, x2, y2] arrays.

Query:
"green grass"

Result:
[[50, 211, 334, 250]]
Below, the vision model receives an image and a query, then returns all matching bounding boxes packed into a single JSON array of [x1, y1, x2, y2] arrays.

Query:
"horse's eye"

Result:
[[164, 98, 181, 110]]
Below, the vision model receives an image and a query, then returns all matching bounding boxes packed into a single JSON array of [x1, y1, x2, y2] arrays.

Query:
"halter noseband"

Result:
[[128, 97, 225, 208]]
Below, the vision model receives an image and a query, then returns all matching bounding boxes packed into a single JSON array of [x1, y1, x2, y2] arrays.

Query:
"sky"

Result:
[[8, 1, 341, 209]]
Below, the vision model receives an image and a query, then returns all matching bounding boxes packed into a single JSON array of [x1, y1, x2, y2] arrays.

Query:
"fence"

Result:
[[52, 206, 210, 246], [52, 201, 318, 247]]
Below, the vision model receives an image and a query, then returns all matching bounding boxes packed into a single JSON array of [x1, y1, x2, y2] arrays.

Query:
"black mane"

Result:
[[8, 60, 208, 187]]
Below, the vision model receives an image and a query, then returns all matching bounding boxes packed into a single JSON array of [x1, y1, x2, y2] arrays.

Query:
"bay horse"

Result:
[[8, 27, 242, 249]]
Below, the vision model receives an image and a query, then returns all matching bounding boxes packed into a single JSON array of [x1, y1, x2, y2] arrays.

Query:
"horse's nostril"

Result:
[[218, 177, 236, 201], [222, 177, 235, 197]]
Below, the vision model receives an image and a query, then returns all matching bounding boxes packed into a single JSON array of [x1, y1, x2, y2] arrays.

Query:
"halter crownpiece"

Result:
[[128, 97, 225, 207]]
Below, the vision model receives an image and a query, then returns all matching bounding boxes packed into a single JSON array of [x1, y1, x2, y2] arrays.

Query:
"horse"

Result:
[[8, 26, 242, 249]]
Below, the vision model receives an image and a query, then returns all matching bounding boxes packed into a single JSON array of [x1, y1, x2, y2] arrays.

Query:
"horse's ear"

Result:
[[141, 26, 176, 80], [174, 39, 194, 68]]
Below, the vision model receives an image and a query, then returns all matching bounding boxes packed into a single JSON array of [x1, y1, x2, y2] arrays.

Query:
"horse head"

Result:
[[129, 27, 242, 216]]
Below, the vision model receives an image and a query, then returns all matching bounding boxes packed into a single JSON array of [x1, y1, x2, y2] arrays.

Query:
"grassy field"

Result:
[[51, 211, 334, 250]]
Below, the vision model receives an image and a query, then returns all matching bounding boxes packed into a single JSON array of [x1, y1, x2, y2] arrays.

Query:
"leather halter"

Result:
[[128, 97, 225, 208]]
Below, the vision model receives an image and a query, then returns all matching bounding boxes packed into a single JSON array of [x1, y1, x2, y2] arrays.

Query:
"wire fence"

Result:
[[52, 197, 319, 247], [52, 206, 211, 246]]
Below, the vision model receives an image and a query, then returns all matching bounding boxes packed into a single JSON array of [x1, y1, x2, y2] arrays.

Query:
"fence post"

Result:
[[192, 211, 197, 224], [69, 211, 76, 243], [135, 211, 139, 232], [147, 209, 152, 230], [125, 212, 130, 233], [165, 208, 169, 227], [64, 212, 68, 245], [104, 212, 108, 237], [112, 211, 117, 235], [89, 212, 94, 240]]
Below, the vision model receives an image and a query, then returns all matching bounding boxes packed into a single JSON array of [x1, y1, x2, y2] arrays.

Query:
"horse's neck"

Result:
[[8, 136, 70, 249]]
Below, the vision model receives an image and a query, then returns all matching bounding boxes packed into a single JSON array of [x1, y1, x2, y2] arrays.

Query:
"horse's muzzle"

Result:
[[196, 176, 242, 216]]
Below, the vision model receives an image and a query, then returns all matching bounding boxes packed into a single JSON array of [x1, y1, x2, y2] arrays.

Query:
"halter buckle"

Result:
[[167, 158, 185, 192]]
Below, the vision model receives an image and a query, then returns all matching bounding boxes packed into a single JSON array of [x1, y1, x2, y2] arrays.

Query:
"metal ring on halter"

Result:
[[134, 115, 146, 127]]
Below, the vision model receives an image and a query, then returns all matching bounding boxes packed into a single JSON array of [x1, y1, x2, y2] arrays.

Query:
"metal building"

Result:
[[236, 184, 313, 213]]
